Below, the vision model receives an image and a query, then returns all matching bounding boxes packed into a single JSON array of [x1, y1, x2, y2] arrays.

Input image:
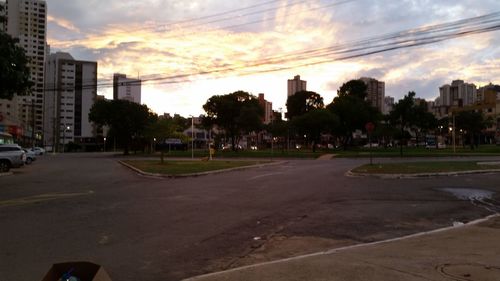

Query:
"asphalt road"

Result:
[[1, 153, 499, 281]]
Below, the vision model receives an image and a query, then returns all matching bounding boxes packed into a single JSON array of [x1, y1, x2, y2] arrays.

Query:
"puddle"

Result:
[[440, 188, 499, 213], [441, 188, 494, 200]]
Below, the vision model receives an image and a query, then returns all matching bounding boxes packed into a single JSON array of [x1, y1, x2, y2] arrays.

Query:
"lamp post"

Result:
[[104, 137, 106, 152], [190, 115, 194, 159], [62, 125, 66, 153], [62, 125, 70, 153], [452, 113, 456, 153], [271, 135, 274, 160]]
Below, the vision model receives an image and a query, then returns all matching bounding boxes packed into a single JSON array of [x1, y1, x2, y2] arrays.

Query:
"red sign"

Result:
[[365, 122, 375, 133]]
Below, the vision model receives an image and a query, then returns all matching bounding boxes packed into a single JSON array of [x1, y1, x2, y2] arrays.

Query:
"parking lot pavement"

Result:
[[184, 215, 500, 281]]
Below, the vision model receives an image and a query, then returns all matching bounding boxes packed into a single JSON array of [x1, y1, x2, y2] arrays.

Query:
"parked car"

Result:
[[221, 144, 242, 150], [23, 149, 37, 164], [29, 147, 45, 155], [0, 144, 26, 172], [425, 143, 447, 149]]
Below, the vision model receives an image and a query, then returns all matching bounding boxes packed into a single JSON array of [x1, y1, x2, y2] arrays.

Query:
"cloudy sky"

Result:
[[44, 0, 500, 117]]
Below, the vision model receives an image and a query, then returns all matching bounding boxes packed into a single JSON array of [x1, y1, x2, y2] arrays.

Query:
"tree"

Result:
[[286, 90, 324, 120], [455, 110, 490, 150], [412, 102, 437, 147], [389, 92, 438, 154], [291, 109, 339, 152], [203, 91, 263, 151], [0, 28, 33, 100], [336, 79, 368, 99], [89, 99, 157, 155], [389, 91, 416, 156], [265, 119, 289, 152], [327, 80, 380, 149]]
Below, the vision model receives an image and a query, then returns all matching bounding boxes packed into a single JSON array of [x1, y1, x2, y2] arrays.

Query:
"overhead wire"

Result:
[[59, 0, 331, 42], [43, 11, 500, 92]]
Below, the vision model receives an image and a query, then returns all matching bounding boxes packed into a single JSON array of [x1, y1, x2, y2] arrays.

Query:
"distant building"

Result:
[[383, 96, 394, 114], [287, 75, 307, 97], [184, 116, 212, 149], [0, 2, 5, 31], [44, 52, 97, 152], [477, 83, 500, 102], [1, 0, 48, 144], [258, 93, 273, 124], [360, 77, 385, 113], [113, 73, 141, 104], [438, 80, 476, 107]]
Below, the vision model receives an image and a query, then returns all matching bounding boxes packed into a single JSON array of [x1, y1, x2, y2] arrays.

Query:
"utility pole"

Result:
[[190, 116, 194, 159]]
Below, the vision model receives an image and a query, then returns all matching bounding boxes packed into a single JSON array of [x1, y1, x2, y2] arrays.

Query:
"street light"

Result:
[[62, 125, 66, 153], [104, 137, 106, 152], [190, 115, 194, 159], [62, 125, 70, 153]]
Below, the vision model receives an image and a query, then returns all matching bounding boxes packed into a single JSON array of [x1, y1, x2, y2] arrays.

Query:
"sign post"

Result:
[[365, 122, 375, 165]]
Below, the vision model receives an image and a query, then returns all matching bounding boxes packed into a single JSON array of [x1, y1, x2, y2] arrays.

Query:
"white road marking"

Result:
[[248, 172, 284, 180]]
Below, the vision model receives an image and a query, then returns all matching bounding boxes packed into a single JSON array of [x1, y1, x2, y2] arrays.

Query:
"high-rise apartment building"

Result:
[[439, 80, 477, 107], [4, 0, 47, 142], [383, 96, 394, 114], [360, 77, 385, 113], [287, 75, 307, 97], [44, 52, 97, 152], [258, 93, 273, 124], [0, 2, 5, 31], [477, 83, 500, 103], [113, 73, 141, 104]]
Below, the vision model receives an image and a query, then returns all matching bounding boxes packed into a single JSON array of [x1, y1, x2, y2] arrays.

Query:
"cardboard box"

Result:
[[41, 262, 112, 281]]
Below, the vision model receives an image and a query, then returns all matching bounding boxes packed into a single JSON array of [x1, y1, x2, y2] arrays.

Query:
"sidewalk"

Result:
[[184, 215, 500, 281]]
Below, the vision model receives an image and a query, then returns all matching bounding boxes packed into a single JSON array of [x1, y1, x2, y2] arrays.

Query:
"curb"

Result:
[[346, 168, 500, 179], [118, 160, 287, 178], [183, 213, 500, 280]]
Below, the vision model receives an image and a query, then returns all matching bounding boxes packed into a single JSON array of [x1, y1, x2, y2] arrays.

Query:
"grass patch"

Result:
[[335, 145, 500, 158], [352, 161, 500, 174], [123, 160, 270, 175], [121, 149, 324, 159], [164, 149, 323, 159]]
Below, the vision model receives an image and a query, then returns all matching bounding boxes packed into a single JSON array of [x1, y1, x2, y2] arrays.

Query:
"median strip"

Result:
[[349, 161, 500, 178], [119, 159, 281, 178]]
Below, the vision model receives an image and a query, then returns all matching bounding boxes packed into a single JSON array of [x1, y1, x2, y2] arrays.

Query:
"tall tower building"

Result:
[[4, 0, 47, 143], [360, 77, 385, 113], [383, 96, 394, 115], [44, 52, 97, 152], [258, 93, 273, 125], [0, 2, 5, 31], [439, 80, 477, 107], [113, 73, 142, 104], [287, 75, 307, 97]]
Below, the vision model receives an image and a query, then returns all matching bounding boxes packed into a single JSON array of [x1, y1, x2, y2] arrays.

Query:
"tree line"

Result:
[[87, 78, 491, 155]]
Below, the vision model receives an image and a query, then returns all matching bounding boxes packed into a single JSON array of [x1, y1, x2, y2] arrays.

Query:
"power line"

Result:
[[43, 12, 500, 92], [60, 0, 310, 40]]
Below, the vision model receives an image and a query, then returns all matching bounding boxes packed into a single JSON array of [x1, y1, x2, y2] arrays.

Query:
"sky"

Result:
[[44, 0, 500, 117]]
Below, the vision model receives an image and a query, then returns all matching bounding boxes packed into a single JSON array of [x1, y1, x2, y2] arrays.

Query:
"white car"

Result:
[[23, 149, 37, 164], [29, 147, 45, 155], [0, 144, 26, 172]]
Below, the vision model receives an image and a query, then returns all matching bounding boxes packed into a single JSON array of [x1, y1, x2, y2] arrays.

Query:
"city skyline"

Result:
[[42, 0, 500, 116]]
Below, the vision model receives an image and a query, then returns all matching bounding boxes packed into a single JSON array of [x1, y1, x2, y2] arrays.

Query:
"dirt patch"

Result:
[[206, 235, 356, 272], [477, 216, 500, 229]]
